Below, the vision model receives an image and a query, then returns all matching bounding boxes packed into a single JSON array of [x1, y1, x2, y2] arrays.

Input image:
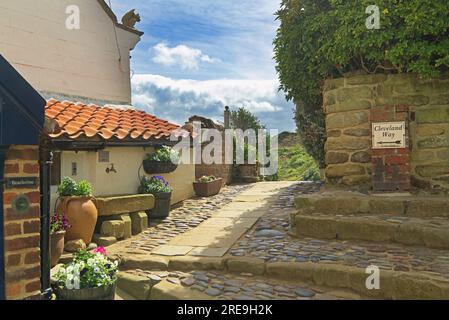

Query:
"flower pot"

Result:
[[55, 281, 116, 300], [146, 192, 172, 220], [143, 159, 178, 174], [50, 231, 66, 267], [57, 196, 98, 244], [193, 178, 223, 197]]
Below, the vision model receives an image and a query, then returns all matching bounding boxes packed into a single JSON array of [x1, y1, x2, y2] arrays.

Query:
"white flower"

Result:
[[87, 258, 95, 266], [94, 267, 100, 273], [66, 273, 74, 281], [73, 277, 80, 290], [114, 261, 119, 267], [66, 265, 74, 273], [65, 279, 74, 290]]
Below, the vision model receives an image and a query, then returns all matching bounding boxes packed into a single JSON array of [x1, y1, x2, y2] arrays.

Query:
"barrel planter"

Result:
[[142, 159, 178, 174], [146, 192, 172, 220], [193, 178, 223, 197], [50, 231, 66, 267], [57, 196, 98, 244], [55, 281, 116, 300]]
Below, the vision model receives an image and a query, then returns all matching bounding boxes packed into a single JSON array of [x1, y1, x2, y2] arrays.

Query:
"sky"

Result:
[[108, 0, 296, 132]]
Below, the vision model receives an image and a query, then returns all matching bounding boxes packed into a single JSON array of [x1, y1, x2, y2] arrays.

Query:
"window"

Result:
[[50, 152, 61, 186]]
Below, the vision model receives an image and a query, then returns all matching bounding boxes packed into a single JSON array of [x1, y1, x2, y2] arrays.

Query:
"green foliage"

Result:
[[278, 144, 321, 181], [57, 177, 93, 197], [198, 176, 218, 183], [147, 146, 179, 163], [274, 0, 449, 166], [75, 180, 93, 196], [230, 107, 265, 131], [138, 176, 172, 194]]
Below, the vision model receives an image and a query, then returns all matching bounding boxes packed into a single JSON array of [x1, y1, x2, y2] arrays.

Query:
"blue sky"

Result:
[[109, 0, 295, 132]]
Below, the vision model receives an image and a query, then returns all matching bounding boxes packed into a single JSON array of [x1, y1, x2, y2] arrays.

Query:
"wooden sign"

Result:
[[5, 177, 39, 189], [372, 121, 406, 149]]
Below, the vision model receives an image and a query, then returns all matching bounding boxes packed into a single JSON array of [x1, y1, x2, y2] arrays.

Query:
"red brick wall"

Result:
[[3, 145, 41, 300], [371, 105, 411, 191]]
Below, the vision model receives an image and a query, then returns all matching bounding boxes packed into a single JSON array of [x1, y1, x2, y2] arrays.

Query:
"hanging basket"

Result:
[[142, 159, 178, 174]]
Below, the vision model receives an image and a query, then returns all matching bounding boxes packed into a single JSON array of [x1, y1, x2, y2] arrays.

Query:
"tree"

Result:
[[274, 0, 449, 167], [230, 107, 265, 131]]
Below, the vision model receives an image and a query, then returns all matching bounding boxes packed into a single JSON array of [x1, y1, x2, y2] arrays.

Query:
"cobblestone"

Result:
[[125, 269, 359, 300]]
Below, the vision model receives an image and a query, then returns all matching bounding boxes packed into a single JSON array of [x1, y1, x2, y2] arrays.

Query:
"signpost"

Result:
[[372, 121, 406, 149]]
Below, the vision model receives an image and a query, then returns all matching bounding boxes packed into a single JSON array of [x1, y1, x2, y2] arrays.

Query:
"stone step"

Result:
[[292, 213, 449, 249], [295, 191, 449, 218]]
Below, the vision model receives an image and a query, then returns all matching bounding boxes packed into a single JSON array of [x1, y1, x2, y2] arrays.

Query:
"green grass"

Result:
[[277, 144, 321, 181]]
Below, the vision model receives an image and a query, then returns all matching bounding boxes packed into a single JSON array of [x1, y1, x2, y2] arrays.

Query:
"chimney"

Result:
[[224, 106, 230, 129]]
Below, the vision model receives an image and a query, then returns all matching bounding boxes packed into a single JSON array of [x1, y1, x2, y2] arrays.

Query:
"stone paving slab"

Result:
[[168, 227, 249, 248], [189, 247, 230, 257], [152, 245, 194, 256]]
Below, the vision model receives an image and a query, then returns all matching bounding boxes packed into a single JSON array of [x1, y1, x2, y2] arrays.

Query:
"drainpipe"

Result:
[[224, 106, 230, 129], [39, 144, 52, 300], [0, 146, 8, 300]]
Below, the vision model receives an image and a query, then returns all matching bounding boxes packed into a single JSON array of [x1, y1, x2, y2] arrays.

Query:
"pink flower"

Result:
[[92, 247, 107, 255]]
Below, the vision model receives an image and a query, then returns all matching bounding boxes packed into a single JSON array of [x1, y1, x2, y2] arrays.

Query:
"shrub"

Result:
[[138, 176, 172, 194], [57, 177, 93, 197], [274, 0, 449, 166]]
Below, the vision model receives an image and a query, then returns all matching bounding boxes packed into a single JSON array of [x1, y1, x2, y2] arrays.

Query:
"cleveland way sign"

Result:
[[372, 121, 406, 149]]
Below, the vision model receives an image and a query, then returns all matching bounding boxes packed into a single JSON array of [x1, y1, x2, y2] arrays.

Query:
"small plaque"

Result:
[[12, 195, 31, 214], [372, 121, 406, 149], [5, 177, 38, 189]]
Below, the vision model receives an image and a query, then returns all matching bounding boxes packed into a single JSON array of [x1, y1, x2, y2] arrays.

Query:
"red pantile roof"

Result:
[[45, 99, 185, 142]]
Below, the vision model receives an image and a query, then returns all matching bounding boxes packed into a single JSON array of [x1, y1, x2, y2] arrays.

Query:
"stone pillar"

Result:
[[371, 105, 411, 191]]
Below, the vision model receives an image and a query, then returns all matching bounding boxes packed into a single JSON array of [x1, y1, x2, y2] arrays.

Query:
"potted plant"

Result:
[[193, 176, 223, 197], [138, 175, 172, 219], [56, 177, 98, 244], [143, 146, 179, 174], [53, 247, 118, 300], [50, 212, 71, 267]]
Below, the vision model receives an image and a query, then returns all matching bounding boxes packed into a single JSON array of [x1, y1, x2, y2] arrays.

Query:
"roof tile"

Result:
[[45, 99, 184, 142]]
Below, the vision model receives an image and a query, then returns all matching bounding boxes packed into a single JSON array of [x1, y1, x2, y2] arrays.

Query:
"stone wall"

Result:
[[3, 146, 41, 299], [323, 72, 449, 191]]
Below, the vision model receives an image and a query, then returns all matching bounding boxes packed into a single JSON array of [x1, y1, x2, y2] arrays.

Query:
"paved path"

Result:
[[148, 181, 298, 258]]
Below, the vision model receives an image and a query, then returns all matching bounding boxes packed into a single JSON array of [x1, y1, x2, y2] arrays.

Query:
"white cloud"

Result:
[[131, 74, 295, 132], [152, 43, 219, 70]]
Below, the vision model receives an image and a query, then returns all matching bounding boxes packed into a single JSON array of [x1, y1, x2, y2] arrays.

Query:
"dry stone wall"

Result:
[[323, 72, 449, 192]]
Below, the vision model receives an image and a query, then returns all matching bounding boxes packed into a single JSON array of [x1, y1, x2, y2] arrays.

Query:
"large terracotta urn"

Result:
[[58, 197, 98, 244]]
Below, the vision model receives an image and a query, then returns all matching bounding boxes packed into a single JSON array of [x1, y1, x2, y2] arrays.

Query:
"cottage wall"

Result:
[[50, 147, 196, 211], [323, 73, 449, 191], [0, 0, 140, 104]]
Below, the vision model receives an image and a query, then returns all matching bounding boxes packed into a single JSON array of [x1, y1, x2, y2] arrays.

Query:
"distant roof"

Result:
[[97, 0, 144, 36], [45, 99, 187, 143]]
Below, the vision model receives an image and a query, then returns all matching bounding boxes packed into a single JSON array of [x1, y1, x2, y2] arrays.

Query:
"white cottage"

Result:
[[0, 0, 196, 209]]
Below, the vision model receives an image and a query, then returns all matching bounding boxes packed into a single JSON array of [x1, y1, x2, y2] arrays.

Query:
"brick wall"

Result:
[[371, 105, 411, 191], [3, 145, 41, 300], [323, 72, 449, 191]]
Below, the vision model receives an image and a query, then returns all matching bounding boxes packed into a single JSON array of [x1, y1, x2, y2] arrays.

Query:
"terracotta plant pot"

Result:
[[50, 231, 65, 267], [146, 192, 172, 220], [57, 196, 98, 244], [142, 160, 178, 174], [55, 281, 116, 300], [193, 178, 223, 197]]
